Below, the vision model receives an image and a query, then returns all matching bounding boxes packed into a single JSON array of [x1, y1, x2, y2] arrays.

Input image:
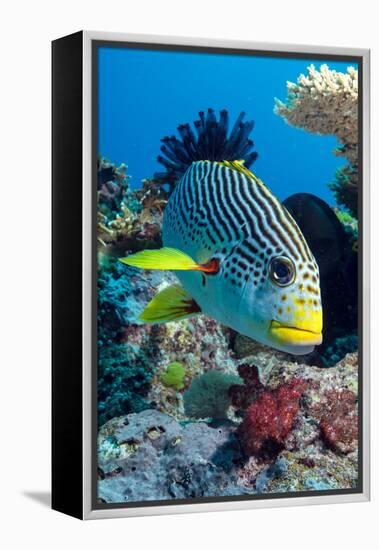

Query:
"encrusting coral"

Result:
[[275, 64, 358, 216]]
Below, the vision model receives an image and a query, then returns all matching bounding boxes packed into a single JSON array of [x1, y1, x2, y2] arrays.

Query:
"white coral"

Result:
[[275, 64, 358, 166]]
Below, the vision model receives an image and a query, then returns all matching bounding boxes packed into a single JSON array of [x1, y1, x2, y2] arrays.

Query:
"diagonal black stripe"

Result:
[[251, 175, 306, 262], [197, 162, 225, 244], [214, 164, 241, 241], [245, 173, 302, 262]]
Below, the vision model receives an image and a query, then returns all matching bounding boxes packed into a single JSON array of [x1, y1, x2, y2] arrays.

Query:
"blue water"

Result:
[[98, 46, 357, 204]]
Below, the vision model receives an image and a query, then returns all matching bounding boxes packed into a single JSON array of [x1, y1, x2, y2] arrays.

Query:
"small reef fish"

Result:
[[121, 109, 322, 355]]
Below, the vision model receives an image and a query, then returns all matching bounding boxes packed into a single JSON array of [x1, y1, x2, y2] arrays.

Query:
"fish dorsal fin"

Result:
[[217, 159, 255, 179], [218, 160, 269, 191], [139, 284, 201, 323]]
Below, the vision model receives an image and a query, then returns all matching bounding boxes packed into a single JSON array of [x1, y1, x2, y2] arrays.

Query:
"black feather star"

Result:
[[154, 108, 258, 189]]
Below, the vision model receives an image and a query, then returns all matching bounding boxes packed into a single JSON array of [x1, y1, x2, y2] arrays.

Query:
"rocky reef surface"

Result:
[[98, 352, 358, 503], [98, 354, 358, 502]]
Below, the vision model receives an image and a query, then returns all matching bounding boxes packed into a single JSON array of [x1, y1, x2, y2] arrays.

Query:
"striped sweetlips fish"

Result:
[[121, 109, 323, 355]]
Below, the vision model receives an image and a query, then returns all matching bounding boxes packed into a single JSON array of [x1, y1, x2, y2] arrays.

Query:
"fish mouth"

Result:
[[269, 320, 322, 346]]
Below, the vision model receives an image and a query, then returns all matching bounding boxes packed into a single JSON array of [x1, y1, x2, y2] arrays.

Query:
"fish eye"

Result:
[[269, 256, 296, 287]]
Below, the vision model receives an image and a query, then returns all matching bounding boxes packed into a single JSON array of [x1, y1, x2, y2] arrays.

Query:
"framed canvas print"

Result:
[[52, 31, 370, 519]]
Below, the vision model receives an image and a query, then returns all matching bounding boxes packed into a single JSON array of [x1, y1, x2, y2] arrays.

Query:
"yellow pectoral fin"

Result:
[[119, 247, 198, 271], [139, 284, 201, 323], [120, 247, 220, 273]]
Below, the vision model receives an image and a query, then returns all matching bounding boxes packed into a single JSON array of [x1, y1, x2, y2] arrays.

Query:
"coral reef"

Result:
[[98, 409, 245, 503], [262, 448, 358, 493], [98, 343, 154, 425], [97, 260, 239, 423], [334, 207, 358, 244], [321, 334, 358, 366], [183, 370, 242, 420], [274, 64, 358, 164], [308, 388, 358, 455], [238, 378, 307, 458], [98, 351, 359, 502], [275, 64, 358, 216], [232, 336, 293, 378], [254, 458, 288, 493], [98, 157, 133, 217], [95, 143, 360, 499], [97, 260, 167, 345], [146, 314, 238, 420], [161, 362, 186, 390], [97, 263, 176, 424], [97, 158, 165, 256], [330, 165, 358, 218], [229, 363, 264, 411], [233, 352, 359, 492]]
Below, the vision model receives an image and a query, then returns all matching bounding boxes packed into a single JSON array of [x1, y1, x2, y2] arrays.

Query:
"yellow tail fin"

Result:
[[139, 284, 201, 323], [120, 247, 198, 271]]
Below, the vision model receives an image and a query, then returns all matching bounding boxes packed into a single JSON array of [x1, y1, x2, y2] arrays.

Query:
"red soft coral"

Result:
[[238, 379, 307, 457], [229, 364, 263, 410]]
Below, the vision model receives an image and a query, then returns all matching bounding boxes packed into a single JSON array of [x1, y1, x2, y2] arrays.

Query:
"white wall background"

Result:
[[1, 0, 377, 548]]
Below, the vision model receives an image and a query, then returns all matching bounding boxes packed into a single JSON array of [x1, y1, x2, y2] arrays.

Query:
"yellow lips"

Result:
[[269, 319, 322, 346]]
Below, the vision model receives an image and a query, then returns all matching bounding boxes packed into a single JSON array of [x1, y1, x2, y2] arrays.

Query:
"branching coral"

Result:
[[97, 157, 139, 248], [98, 157, 132, 215], [97, 158, 165, 254], [275, 64, 358, 163], [275, 64, 358, 216]]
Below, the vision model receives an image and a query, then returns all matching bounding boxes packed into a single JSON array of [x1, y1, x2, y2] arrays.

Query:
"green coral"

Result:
[[328, 164, 358, 218], [334, 205, 358, 253], [183, 370, 241, 420], [161, 362, 186, 390], [335, 209, 357, 228]]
